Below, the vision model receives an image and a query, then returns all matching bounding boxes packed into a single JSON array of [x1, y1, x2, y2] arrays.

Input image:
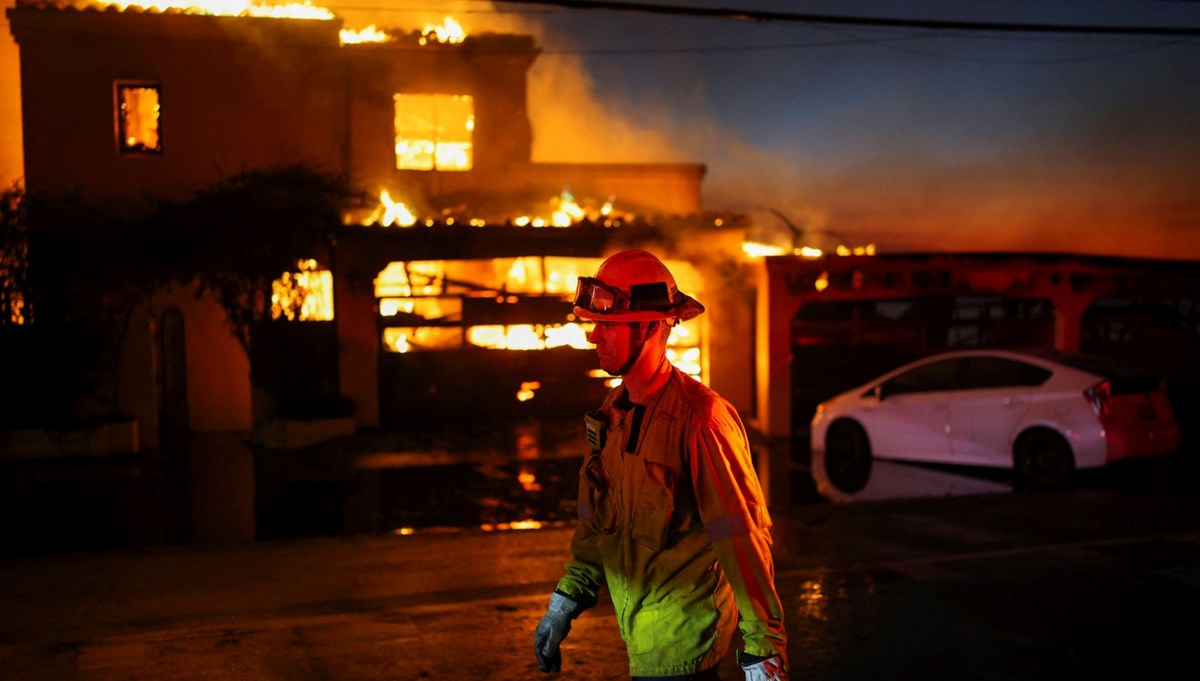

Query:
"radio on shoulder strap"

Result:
[[584, 410, 606, 452]]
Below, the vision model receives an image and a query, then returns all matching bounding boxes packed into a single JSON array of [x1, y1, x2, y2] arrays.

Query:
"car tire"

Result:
[[1014, 428, 1075, 488], [824, 420, 872, 494]]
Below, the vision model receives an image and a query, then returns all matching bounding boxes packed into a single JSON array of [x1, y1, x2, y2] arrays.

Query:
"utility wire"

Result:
[[493, 0, 1200, 36]]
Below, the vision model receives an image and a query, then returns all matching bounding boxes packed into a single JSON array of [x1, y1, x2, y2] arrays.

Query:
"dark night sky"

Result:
[[3, 0, 1199, 258]]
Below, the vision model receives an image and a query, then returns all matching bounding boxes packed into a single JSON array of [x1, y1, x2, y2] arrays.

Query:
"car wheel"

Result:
[[1014, 428, 1075, 488], [825, 420, 872, 494]]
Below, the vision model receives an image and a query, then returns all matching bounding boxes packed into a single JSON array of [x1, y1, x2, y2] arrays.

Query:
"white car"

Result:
[[809, 349, 1180, 498]]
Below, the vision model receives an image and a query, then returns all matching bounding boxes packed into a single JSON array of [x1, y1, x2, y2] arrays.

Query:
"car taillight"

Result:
[[1084, 381, 1112, 423]]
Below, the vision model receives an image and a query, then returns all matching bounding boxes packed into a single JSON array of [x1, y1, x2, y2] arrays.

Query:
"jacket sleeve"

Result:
[[687, 410, 788, 666], [554, 462, 606, 609]]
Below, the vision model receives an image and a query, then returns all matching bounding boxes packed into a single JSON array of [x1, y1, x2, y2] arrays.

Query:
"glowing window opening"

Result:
[[394, 94, 474, 171], [271, 259, 334, 321], [116, 82, 162, 155], [375, 257, 706, 381]]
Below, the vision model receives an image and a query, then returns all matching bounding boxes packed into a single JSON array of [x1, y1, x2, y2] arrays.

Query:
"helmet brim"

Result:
[[572, 293, 705, 323], [573, 306, 676, 322]]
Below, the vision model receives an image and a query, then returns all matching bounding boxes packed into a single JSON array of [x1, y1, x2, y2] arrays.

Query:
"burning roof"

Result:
[[8, 1, 537, 51]]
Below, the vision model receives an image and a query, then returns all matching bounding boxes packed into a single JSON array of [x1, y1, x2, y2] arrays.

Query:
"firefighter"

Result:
[[535, 250, 788, 680]]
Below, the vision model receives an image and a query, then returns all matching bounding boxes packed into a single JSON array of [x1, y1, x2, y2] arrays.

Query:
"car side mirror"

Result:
[[873, 384, 887, 401]]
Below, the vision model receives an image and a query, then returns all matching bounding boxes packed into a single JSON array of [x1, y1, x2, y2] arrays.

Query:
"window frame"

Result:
[[114, 80, 164, 156], [393, 93, 474, 172]]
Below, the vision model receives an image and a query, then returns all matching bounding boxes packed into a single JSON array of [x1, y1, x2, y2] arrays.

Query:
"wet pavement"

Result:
[[2, 446, 1199, 680]]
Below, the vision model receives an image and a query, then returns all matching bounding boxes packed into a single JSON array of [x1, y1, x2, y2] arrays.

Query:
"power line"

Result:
[[494, 0, 1200, 36]]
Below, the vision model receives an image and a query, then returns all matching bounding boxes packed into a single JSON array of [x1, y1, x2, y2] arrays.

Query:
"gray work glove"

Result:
[[738, 652, 789, 681], [534, 592, 583, 673]]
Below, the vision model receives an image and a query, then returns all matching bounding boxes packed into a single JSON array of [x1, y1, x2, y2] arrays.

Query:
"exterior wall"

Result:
[[9, 10, 347, 205], [332, 248, 381, 428], [345, 37, 538, 201], [757, 258, 795, 438], [116, 303, 159, 451], [139, 283, 252, 433], [669, 228, 754, 418], [456, 162, 707, 218]]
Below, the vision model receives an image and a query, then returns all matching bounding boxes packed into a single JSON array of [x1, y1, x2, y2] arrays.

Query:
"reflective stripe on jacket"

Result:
[[556, 367, 787, 677]]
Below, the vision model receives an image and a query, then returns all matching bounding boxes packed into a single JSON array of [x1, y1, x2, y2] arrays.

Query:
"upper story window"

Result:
[[115, 82, 162, 155], [394, 94, 473, 171]]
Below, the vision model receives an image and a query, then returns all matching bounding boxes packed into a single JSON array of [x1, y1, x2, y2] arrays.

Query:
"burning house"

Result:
[[5, 1, 752, 421], [3, 1, 764, 543], [6, 2, 1198, 551]]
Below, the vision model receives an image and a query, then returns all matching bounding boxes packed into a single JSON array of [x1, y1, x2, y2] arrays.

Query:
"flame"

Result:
[[4, 291, 27, 325], [464, 323, 591, 351], [393, 527, 415, 536], [665, 325, 701, 379], [468, 324, 542, 350], [835, 243, 877, 256], [742, 241, 787, 258], [506, 259, 530, 291], [117, 85, 161, 153], [480, 519, 543, 532], [353, 191, 627, 230], [390, 332, 411, 353], [744, 242, 874, 259], [271, 258, 333, 321], [363, 189, 417, 227], [516, 381, 541, 402], [92, 3, 476, 55], [518, 469, 542, 492], [545, 323, 590, 349], [379, 298, 412, 317], [375, 261, 443, 297], [517, 189, 625, 228], [815, 272, 830, 292], [667, 346, 702, 378], [551, 188, 586, 227], [340, 24, 390, 45], [99, 0, 335, 20], [394, 94, 474, 171], [420, 17, 465, 45], [383, 327, 462, 352]]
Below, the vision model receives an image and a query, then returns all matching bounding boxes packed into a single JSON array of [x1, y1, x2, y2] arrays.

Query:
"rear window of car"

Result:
[[1032, 351, 1163, 394], [1047, 353, 1135, 377]]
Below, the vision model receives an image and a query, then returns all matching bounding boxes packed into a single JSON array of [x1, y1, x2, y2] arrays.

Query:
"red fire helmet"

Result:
[[572, 250, 705, 323]]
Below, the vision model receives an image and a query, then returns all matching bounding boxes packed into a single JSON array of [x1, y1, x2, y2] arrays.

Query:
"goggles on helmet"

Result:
[[573, 277, 673, 315], [572, 276, 704, 322]]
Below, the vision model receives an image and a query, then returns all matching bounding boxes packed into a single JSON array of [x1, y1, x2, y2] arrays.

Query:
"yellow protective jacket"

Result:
[[555, 367, 787, 677]]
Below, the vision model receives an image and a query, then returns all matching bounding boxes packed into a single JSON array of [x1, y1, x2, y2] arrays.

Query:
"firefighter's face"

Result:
[[587, 321, 667, 377], [586, 321, 636, 376]]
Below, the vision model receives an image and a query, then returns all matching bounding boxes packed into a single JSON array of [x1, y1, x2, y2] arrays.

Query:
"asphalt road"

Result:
[[2, 454, 1198, 681]]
